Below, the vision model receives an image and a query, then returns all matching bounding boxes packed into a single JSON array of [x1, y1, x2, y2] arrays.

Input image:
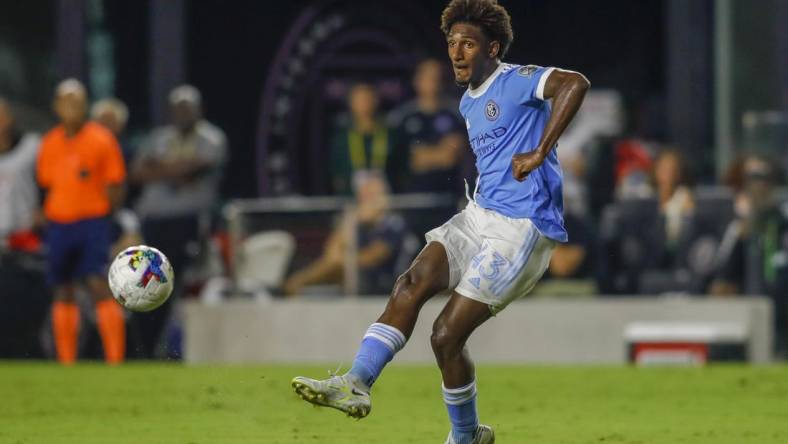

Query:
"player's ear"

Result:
[[488, 41, 501, 59]]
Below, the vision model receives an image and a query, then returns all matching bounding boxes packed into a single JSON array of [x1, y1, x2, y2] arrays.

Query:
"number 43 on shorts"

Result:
[[467, 243, 511, 289]]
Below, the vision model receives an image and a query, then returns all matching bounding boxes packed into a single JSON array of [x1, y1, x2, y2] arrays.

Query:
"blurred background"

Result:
[[1, 0, 787, 365]]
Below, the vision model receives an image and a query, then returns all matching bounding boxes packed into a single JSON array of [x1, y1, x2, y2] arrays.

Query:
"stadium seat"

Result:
[[236, 231, 296, 293], [597, 192, 736, 295]]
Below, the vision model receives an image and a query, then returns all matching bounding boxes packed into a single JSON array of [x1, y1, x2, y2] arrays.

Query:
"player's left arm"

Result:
[[512, 69, 590, 181]]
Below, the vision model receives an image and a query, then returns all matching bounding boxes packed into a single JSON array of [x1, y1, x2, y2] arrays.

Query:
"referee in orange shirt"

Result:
[[38, 79, 126, 365]]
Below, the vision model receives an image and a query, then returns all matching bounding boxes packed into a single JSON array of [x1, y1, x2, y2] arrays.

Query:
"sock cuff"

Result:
[[364, 323, 407, 352], [442, 379, 477, 406]]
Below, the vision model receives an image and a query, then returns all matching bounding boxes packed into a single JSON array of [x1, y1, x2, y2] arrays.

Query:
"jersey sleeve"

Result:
[[509, 65, 555, 104]]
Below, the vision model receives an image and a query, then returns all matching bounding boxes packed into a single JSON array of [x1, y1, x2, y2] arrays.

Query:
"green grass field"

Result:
[[1, 363, 787, 443]]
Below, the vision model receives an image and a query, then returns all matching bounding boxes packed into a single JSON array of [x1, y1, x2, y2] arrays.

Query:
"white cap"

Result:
[[168, 84, 202, 107], [55, 78, 87, 97]]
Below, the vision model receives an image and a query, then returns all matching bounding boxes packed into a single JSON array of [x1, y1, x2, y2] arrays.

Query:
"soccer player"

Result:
[[292, 1, 589, 442], [38, 79, 127, 365]]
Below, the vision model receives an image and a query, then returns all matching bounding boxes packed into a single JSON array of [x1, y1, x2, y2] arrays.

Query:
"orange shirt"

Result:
[[37, 122, 126, 223]]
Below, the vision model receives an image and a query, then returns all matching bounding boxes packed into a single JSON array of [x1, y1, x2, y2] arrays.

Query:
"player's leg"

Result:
[[376, 242, 451, 334], [292, 204, 480, 418], [81, 217, 125, 364], [345, 241, 450, 386], [343, 204, 482, 388], [47, 221, 81, 365], [51, 284, 80, 364], [434, 214, 554, 443], [86, 276, 125, 364], [291, 242, 451, 418], [431, 293, 494, 444]]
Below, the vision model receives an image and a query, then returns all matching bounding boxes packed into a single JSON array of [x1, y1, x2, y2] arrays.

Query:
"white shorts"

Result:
[[425, 201, 556, 314]]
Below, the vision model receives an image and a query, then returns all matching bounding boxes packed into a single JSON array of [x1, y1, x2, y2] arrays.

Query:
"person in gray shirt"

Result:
[[129, 84, 226, 357], [133, 85, 226, 221]]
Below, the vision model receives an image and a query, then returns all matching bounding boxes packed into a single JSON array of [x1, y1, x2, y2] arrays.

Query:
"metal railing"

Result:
[[223, 193, 458, 296]]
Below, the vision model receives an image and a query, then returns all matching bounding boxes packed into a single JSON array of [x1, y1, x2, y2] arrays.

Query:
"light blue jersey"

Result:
[[460, 63, 567, 242]]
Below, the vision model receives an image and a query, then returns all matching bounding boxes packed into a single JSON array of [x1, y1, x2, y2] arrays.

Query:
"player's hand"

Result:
[[511, 151, 545, 181]]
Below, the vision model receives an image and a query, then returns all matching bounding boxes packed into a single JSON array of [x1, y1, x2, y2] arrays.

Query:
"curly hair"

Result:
[[440, 0, 514, 59]]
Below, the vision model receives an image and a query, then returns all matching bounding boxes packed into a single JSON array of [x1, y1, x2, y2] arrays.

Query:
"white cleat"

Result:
[[291, 374, 372, 419], [445, 424, 495, 444]]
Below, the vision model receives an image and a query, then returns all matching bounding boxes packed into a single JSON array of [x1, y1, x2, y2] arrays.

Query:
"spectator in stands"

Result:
[[596, 147, 697, 294], [284, 171, 406, 296], [652, 148, 695, 254], [711, 156, 788, 295], [0, 100, 48, 357], [711, 155, 788, 353], [0, 97, 41, 249], [91, 98, 132, 164], [130, 84, 227, 357], [613, 139, 655, 200], [388, 59, 466, 195], [37, 79, 126, 365], [330, 83, 398, 194]]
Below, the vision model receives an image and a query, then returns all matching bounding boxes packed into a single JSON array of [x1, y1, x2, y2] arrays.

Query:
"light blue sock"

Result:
[[347, 323, 407, 388], [443, 380, 479, 444]]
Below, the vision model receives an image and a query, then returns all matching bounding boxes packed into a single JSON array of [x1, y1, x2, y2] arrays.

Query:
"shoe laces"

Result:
[[327, 362, 345, 378]]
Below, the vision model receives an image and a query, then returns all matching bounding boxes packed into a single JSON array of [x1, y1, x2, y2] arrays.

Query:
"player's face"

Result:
[[54, 92, 88, 127], [447, 22, 495, 88]]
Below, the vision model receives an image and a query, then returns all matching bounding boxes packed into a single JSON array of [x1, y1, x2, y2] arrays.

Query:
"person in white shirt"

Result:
[[0, 97, 40, 243]]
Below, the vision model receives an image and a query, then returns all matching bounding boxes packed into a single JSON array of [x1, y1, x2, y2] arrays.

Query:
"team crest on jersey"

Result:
[[518, 65, 538, 78], [485, 99, 500, 121]]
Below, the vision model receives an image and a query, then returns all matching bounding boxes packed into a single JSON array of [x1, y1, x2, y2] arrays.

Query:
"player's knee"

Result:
[[390, 269, 434, 305], [392, 271, 414, 295], [406, 261, 445, 296], [384, 273, 416, 317], [54, 287, 75, 302], [430, 317, 461, 360]]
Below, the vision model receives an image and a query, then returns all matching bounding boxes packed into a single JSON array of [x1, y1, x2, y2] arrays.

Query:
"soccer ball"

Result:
[[108, 245, 174, 312]]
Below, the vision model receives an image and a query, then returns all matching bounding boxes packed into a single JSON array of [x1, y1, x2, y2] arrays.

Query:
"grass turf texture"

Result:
[[1, 363, 787, 443]]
